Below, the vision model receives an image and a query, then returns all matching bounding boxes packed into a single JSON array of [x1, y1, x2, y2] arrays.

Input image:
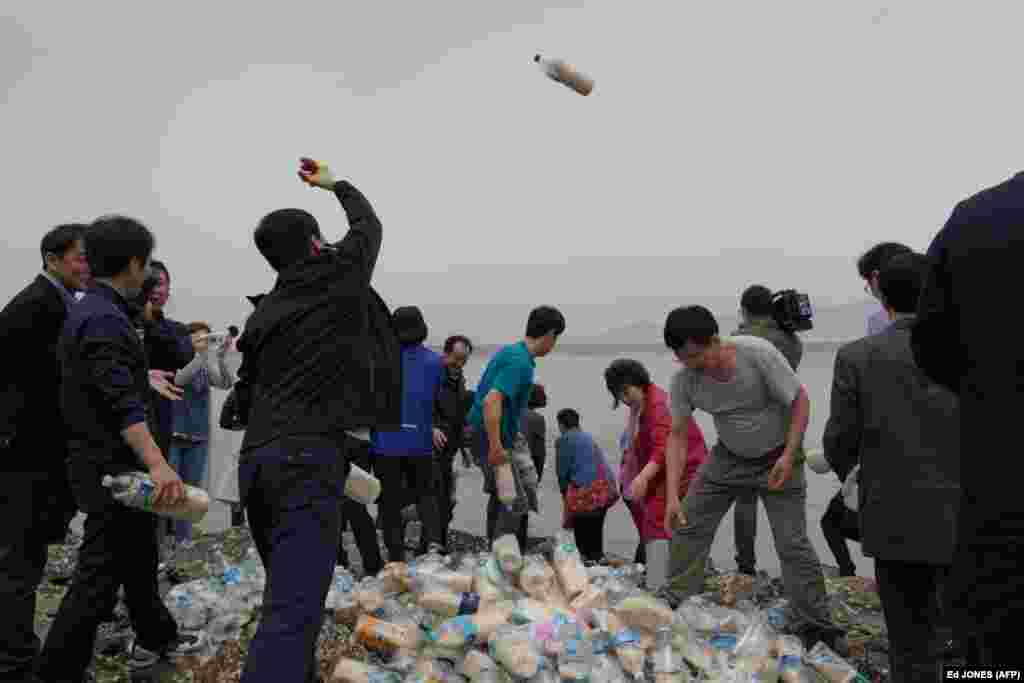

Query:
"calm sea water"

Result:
[[461, 345, 841, 455]]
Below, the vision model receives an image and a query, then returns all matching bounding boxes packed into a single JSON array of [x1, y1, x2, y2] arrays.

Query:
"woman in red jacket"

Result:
[[605, 359, 708, 587]]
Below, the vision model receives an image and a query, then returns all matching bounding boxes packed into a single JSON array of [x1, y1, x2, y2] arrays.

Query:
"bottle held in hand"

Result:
[[495, 462, 517, 506], [534, 54, 594, 96], [102, 471, 210, 523], [344, 464, 382, 504]]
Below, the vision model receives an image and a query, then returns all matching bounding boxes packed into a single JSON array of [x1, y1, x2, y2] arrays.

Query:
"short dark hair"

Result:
[[254, 208, 322, 271], [149, 259, 170, 285], [86, 215, 155, 279], [40, 224, 86, 268], [740, 285, 774, 317], [604, 359, 652, 408], [878, 252, 929, 314], [444, 335, 473, 354], [526, 306, 566, 339], [392, 306, 428, 347], [664, 306, 719, 351], [857, 242, 914, 280], [556, 408, 580, 430], [528, 383, 547, 409]]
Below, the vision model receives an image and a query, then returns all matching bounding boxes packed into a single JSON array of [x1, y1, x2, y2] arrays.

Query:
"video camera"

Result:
[[141, 267, 161, 298], [771, 289, 814, 333]]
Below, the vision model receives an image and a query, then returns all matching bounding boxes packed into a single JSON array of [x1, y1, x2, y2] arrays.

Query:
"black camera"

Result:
[[771, 289, 814, 332], [141, 268, 160, 297]]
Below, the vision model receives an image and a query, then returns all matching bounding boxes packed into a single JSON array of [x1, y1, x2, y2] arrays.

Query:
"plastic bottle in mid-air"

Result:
[[534, 54, 594, 96]]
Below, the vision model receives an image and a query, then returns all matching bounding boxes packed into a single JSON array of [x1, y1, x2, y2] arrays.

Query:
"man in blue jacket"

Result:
[[372, 306, 445, 561]]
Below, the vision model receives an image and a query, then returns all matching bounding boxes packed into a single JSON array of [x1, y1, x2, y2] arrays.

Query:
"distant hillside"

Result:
[[582, 299, 876, 347]]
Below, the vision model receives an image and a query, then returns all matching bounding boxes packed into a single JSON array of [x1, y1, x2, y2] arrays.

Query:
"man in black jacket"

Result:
[[912, 171, 1024, 667], [0, 224, 88, 681], [235, 159, 401, 683], [35, 216, 198, 683], [434, 334, 474, 549], [825, 253, 959, 678]]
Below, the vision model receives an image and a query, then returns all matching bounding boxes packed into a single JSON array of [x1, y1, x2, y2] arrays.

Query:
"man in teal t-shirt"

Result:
[[468, 306, 565, 548]]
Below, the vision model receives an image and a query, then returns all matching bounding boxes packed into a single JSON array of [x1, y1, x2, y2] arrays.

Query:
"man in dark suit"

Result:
[[0, 224, 89, 681], [824, 253, 960, 679], [912, 171, 1024, 666]]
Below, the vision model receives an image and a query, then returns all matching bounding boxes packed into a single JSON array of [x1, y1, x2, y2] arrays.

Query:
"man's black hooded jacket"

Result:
[[236, 181, 402, 454]]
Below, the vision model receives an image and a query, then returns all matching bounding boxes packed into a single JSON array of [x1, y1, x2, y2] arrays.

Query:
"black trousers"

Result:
[[36, 491, 177, 682], [572, 509, 608, 563], [436, 446, 457, 546], [0, 467, 76, 682], [374, 455, 441, 562], [875, 559, 955, 682], [820, 491, 860, 576], [486, 497, 528, 551], [337, 445, 382, 575], [239, 437, 349, 683]]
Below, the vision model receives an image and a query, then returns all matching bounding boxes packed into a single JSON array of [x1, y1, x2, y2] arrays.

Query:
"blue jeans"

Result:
[[167, 439, 209, 542]]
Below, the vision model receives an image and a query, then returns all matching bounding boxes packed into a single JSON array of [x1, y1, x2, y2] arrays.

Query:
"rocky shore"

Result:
[[38, 523, 896, 682]]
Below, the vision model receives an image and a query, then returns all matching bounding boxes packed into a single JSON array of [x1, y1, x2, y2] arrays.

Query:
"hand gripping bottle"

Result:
[[102, 471, 210, 523]]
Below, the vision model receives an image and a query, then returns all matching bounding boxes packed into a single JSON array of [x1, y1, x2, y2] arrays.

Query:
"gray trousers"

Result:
[[733, 493, 758, 573], [472, 430, 529, 547], [666, 442, 834, 633]]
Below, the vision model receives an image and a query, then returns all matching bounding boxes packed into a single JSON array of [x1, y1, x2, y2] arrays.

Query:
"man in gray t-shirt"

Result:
[[670, 335, 800, 457], [659, 305, 845, 655]]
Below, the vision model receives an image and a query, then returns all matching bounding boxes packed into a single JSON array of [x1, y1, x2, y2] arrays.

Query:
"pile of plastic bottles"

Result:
[[323, 531, 868, 683], [163, 546, 275, 652], [161, 530, 871, 681]]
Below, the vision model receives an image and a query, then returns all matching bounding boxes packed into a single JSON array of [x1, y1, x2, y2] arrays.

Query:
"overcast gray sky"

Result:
[[4, 1, 1022, 342]]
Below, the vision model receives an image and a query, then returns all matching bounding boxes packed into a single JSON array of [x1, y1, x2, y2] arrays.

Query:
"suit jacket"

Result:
[[0, 274, 72, 470], [912, 169, 1024, 631], [823, 317, 959, 564]]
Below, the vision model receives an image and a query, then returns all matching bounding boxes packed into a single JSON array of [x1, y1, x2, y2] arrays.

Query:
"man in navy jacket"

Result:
[[912, 170, 1024, 666], [36, 216, 195, 682]]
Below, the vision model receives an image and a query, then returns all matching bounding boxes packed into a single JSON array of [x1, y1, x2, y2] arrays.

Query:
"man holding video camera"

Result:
[[729, 285, 805, 577]]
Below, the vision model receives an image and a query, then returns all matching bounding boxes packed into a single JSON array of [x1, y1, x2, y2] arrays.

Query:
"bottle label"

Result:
[[458, 592, 480, 615], [613, 629, 641, 647], [138, 479, 156, 510], [709, 634, 737, 650]]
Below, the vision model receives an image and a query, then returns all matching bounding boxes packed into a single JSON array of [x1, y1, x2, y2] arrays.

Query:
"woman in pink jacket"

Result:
[[605, 359, 708, 587]]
